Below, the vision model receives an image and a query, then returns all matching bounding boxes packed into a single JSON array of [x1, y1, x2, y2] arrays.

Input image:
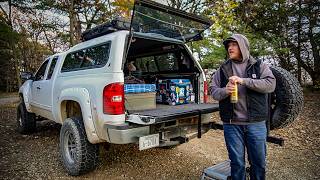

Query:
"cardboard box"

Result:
[[125, 92, 156, 111]]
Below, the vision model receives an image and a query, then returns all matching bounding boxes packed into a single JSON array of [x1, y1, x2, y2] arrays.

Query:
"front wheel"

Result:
[[59, 117, 99, 176], [17, 102, 36, 134]]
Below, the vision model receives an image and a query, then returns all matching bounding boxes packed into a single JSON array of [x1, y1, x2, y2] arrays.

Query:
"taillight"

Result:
[[204, 81, 208, 103], [103, 83, 124, 115]]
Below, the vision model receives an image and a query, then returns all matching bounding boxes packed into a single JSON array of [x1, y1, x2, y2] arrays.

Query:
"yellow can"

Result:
[[230, 83, 238, 103]]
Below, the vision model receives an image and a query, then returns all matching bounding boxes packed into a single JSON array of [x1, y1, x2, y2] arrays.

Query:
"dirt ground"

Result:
[[0, 93, 319, 180]]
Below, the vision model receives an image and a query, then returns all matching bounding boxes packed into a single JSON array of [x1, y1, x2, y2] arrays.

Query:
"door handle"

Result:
[[36, 86, 41, 90]]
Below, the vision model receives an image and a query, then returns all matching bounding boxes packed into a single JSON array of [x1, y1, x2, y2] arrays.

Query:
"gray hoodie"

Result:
[[211, 34, 276, 124]]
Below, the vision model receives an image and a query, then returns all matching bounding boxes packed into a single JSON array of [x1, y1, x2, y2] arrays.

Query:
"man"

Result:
[[211, 34, 276, 180]]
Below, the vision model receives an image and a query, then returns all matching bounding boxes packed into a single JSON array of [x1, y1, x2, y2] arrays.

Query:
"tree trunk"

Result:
[[14, 59, 21, 88], [69, 0, 75, 46], [297, 61, 301, 84], [75, 14, 82, 43], [310, 73, 320, 87], [297, 0, 302, 84], [6, 77, 9, 93]]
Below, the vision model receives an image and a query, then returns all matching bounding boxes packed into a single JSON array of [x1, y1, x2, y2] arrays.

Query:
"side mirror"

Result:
[[20, 72, 33, 81]]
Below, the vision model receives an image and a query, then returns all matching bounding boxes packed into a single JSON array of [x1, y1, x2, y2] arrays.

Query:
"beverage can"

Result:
[[230, 83, 238, 103]]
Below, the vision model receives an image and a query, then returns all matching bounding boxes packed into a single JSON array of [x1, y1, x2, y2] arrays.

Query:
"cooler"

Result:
[[156, 79, 195, 105]]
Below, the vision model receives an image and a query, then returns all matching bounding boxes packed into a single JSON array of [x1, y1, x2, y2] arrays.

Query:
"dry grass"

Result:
[[0, 92, 18, 98], [0, 93, 319, 179]]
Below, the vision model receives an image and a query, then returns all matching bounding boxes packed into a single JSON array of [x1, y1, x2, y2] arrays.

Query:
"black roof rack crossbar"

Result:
[[81, 18, 131, 41]]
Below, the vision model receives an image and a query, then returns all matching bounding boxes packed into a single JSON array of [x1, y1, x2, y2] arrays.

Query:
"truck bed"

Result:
[[129, 103, 219, 123]]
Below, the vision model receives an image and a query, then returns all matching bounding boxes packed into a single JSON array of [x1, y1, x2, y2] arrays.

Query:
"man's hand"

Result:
[[225, 81, 235, 95], [229, 76, 244, 85]]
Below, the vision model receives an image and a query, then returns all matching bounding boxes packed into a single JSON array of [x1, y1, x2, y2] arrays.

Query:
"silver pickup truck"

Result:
[[18, 0, 219, 176]]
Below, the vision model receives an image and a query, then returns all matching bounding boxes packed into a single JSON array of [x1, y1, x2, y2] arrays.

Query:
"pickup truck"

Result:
[[18, 0, 219, 176], [18, 0, 304, 176]]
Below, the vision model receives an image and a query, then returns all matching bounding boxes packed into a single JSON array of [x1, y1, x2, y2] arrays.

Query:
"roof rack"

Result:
[[81, 18, 131, 41]]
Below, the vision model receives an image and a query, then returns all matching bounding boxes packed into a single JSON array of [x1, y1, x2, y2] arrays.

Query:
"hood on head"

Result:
[[223, 34, 250, 61]]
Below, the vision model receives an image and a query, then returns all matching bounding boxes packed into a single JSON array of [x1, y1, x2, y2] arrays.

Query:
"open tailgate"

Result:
[[127, 103, 219, 125]]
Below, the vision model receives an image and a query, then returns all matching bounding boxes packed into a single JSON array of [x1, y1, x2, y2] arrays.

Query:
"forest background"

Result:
[[0, 0, 319, 92]]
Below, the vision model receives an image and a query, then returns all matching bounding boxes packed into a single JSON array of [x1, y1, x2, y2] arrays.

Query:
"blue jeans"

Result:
[[223, 121, 267, 180]]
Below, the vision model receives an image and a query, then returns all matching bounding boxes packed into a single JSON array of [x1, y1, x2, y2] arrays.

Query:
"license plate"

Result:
[[139, 134, 159, 150]]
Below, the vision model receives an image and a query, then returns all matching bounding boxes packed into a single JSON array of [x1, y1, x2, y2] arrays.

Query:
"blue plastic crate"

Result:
[[124, 84, 156, 94]]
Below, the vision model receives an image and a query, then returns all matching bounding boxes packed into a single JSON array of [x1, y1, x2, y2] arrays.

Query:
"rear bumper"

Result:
[[103, 116, 213, 145], [103, 123, 150, 144]]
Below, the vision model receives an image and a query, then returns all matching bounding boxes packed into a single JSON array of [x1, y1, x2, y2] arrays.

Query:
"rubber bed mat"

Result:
[[129, 103, 219, 122]]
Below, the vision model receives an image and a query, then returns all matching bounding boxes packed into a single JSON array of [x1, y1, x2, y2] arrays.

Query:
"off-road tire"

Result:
[[59, 117, 99, 176], [270, 66, 304, 130], [17, 102, 36, 134]]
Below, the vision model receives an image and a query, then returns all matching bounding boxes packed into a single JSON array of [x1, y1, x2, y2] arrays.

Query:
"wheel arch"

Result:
[[18, 80, 33, 112], [58, 88, 102, 144]]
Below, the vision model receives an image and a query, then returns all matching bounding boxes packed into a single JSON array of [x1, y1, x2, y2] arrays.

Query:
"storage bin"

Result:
[[156, 79, 195, 105], [125, 92, 156, 111], [124, 84, 156, 94]]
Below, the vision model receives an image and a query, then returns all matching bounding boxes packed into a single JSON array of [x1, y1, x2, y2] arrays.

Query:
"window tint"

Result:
[[61, 42, 111, 72], [156, 53, 178, 71], [34, 60, 49, 81], [135, 56, 158, 73], [47, 56, 59, 80]]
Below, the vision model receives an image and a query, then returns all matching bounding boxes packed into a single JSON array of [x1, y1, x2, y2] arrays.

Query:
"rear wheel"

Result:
[[16, 102, 36, 134], [59, 117, 99, 176], [270, 66, 304, 130]]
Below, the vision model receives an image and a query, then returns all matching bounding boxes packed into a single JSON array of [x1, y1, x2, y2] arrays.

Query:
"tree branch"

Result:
[[0, 4, 10, 26]]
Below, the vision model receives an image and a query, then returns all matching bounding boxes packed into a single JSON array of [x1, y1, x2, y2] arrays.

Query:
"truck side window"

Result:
[[47, 56, 59, 80], [34, 60, 49, 81], [61, 42, 111, 72]]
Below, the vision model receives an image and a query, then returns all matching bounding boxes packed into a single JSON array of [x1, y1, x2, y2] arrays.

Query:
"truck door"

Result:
[[40, 56, 59, 120], [30, 58, 53, 119]]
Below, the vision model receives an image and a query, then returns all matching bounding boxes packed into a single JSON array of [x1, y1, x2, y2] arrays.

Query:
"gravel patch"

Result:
[[0, 93, 319, 179], [0, 97, 19, 106]]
